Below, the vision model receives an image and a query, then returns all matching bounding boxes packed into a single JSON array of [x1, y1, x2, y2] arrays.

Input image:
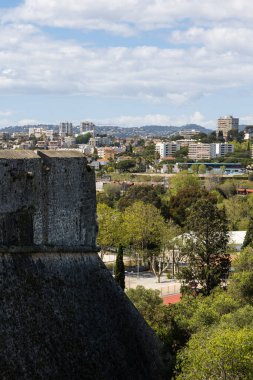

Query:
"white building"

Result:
[[210, 143, 234, 158], [89, 136, 112, 147], [244, 126, 253, 140], [29, 127, 45, 138], [62, 136, 76, 148], [155, 142, 180, 159]]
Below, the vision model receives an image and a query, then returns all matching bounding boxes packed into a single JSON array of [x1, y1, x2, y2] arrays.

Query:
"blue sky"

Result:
[[1, 0, 253, 129]]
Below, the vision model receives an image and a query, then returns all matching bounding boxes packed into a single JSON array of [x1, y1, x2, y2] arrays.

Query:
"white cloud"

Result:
[[17, 119, 40, 125], [0, 22, 253, 105], [171, 27, 253, 54], [3, 0, 253, 34]]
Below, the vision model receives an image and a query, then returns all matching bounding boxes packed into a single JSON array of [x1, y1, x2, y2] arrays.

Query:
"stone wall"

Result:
[[0, 151, 97, 253], [0, 253, 166, 380], [0, 150, 167, 379]]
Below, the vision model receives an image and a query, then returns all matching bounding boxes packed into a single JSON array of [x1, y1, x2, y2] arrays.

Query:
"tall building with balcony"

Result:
[[80, 121, 95, 134], [59, 122, 73, 137], [217, 116, 239, 140]]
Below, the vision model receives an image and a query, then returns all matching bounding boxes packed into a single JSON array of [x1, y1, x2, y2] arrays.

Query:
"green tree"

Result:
[[122, 201, 164, 252], [242, 217, 253, 249], [97, 183, 121, 207], [126, 286, 176, 376], [150, 220, 182, 282], [198, 164, 206, 174], [190, 164, 198, 174], [97, 204, 122, 257], [222, 196, 249, 230], [232, 246, 253, 272], [228, 246, 253, 304], [169, 187, 216, 226], [75, 133, 91, 144], [169, 172, 201, 196], [140, 142, 156, 165], [177, 327, 253, 380], [116, 159, 136, 172], [114, 244, 125, 290], [126, 285, 163, 323], [118, 184, 163, 211], [122, 202, 166, 279], [179, 199, 230, 295]]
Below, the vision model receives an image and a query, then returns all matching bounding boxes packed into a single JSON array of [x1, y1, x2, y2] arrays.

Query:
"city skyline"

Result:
[[1, 1, 253, 129]]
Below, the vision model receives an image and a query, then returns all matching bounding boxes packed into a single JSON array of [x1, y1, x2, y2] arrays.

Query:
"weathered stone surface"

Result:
[[0, 151, 97, 253], [0, 253, 166, 380], [0, 151, 167, 380]]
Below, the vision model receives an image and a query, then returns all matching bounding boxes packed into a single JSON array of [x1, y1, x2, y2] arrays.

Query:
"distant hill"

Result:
[[1, 123, 213, 138], [94, 124, 213, 137]]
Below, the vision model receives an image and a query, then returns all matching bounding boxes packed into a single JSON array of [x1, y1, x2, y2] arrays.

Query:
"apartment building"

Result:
[[89, 136, 112, 147], [155, 142, 180, 158], [210, 143, 234, 158], [188, 143, 234, 160], [59, 122, 73, 137], [188, 143, 211, 160], [217, 115, 239, 140], [80, 121, 95, 134]]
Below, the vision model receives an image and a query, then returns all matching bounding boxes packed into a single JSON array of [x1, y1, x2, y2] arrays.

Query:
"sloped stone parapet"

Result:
[[0, 253, 166, 380]]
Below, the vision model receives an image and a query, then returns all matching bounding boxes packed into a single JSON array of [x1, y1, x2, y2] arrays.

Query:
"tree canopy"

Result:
[[179, 199, 230, 295], [114, 245, 125, 290]]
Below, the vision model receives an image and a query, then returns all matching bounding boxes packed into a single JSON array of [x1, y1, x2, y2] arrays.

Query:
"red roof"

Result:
[[163, 293, 181, 305]]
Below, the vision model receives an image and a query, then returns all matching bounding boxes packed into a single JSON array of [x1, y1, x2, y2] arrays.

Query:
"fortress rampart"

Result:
[[0, 150, 166, 380], [0, 150, 97, 252]]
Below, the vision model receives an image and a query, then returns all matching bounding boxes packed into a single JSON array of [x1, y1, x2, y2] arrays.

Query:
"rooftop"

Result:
[[38, 150, 85, 158], [0, 151, 39, 159]]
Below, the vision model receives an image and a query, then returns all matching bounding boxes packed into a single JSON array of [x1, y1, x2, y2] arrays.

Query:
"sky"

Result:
[[1, 1, 253, 129]]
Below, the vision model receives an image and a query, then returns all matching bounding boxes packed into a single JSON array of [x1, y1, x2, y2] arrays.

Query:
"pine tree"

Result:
[[179, 199, 230, 295], [242, 217, 253, 249], [115, 245, 125, 290]]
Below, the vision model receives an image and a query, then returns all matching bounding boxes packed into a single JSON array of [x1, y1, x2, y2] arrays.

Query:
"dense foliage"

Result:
[[96, 170, 253, 378], [114, 245, 125, 290]]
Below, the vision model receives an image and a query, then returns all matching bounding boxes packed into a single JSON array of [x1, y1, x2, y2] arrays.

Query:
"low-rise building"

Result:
[[177, 130, 200, 139], [97, 147, 115, 160]]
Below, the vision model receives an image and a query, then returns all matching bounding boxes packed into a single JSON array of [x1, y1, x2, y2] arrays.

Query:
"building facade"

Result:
[[210, 143, 234, 158], [188, 142, 234, 160], [59, 122, 73, 137], [188, 143, 211, 160], [155, 142, 180, 158], [217, 115, 239, 140], [80, 121, 95, 134]]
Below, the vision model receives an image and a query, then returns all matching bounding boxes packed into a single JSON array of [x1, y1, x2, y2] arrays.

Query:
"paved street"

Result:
[[124, 271, 182, 296]]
